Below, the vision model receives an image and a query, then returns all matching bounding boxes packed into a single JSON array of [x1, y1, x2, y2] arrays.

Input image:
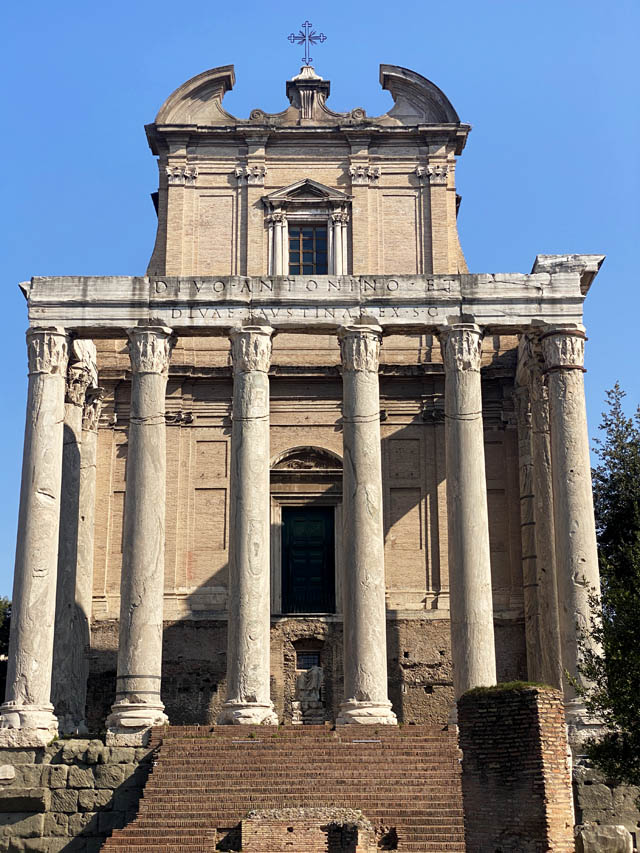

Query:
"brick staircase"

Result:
[[103, 725, 466, 853]]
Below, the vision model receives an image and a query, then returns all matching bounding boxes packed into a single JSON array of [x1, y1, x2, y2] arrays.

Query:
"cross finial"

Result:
[[287, 21, 327, 66]]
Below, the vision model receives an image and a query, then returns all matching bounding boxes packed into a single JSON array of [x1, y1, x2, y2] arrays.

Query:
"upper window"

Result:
[[288, 225, 328, 275]]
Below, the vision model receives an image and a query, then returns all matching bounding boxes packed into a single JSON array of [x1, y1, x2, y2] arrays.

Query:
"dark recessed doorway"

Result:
[[281, 506, 335, 614]]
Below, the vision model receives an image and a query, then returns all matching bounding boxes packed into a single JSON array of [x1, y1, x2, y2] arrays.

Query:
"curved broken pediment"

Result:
[[155, 65, 236, 125], [379, 65, 460, 124]]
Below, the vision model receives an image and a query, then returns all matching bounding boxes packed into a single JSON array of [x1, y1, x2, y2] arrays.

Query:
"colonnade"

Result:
[[0, 321, 600, 745]]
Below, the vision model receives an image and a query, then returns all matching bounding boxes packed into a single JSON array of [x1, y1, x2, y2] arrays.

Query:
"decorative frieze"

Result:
[[235, 164, 268, 185], [127, 327, 175, 375], [230, 326, 273, 373], [541, 328, 586, 371], [415, 164, 449, 185], [338, 325, 381, 373], [27, 329, 69, 376], [440, 324, 483, 373], [348, 165, 380, 185], [166, 165, 197, 186]]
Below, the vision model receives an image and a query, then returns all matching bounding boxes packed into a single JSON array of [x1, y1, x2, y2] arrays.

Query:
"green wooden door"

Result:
[[282, 507, 335, 614]]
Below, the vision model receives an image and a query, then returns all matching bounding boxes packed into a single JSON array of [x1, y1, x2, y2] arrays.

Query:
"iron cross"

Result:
[[287, 21, 327, 66]]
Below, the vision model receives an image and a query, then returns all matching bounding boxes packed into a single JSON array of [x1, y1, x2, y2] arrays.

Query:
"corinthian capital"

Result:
[[338, 325, 382, 373], [541, 328, 586, 372], [439, 324, 483, 373], [230, 326, 274, 373], [127, 327, 175, 375], [82, 386, 105, 432], [27, 328, 69, 376]]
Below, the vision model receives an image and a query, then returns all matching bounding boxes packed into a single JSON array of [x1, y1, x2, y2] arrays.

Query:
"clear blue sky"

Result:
[[1, 0, 638, 596]]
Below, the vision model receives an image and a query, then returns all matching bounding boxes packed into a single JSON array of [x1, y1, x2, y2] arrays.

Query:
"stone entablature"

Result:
[[25, 256, 602, 333]]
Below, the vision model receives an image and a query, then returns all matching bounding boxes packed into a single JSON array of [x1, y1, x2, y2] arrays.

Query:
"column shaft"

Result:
[[333, 215, 343, 275], [52, 341, 96, 733], [337, 324, 396, 725], [0, 328, 69, 746], [542, 328, 600, 721], [440, 324, 496, 699], [106, 327, 174, 744], [219, 326, 277, 725]]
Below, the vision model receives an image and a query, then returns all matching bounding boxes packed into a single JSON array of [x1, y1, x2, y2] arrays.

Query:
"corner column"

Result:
[[337, 324, 396, 725], [106, 326, 175, 744], [219, 326, 277, 725], [542, 327, 601, 726], [0, 328, 69, 746], [52, 341, 96, 734], [439, 324, 496, 699]]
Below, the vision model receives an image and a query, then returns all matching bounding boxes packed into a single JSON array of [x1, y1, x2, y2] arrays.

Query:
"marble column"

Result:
[[542, 327, 601, 723], [529, 351, 563, 690], [332, 213, 343, 275], [106, 327, 175, 744], [273, 214, 284, 275], [337, 324, 397, 725], [52, 341, 96, 734], [439, 324, 496, 699], [218, 325, 278, 725], [0, 328, 69, 746]]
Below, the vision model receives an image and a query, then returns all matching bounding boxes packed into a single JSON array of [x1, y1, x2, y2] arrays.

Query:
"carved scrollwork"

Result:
[[415, 164, 449, 185], [166, 165, 198, 186], [440, 324, 483, 373], [235, 165, 267, 185], [127, 327, 176, 375], [338, 325, 382, 373], [27, 329, 69, 376], [348, 165, 381, 186], [230, 326, 274, 373]]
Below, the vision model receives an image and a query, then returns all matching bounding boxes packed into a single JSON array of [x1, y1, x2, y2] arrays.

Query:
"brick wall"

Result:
[[241, 809, 376, 853], [458, 686, 574, 853]]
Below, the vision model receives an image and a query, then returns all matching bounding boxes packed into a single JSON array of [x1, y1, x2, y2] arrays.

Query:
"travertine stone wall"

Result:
[[0, 740, 153, 851]]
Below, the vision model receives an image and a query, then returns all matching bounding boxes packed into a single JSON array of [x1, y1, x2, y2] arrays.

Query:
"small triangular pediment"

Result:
[[264, 178, 350, 204]]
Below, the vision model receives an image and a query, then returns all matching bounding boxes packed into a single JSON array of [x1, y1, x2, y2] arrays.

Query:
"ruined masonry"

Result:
[[0, 61, 632, 852]]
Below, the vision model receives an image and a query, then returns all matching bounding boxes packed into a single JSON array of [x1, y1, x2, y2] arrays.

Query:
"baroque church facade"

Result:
[[1, 63, 603, 746]]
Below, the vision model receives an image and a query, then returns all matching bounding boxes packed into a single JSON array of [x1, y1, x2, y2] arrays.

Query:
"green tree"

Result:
[[579, 384, 640, 785]]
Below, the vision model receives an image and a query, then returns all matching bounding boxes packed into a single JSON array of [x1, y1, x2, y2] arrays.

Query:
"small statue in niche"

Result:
[[293, 665, 325, 725]]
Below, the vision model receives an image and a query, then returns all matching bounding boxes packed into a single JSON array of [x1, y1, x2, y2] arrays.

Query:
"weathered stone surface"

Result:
[[0, 330, 69, 746], [542, 327, 601, 729], [77, 789, 112, 811], [337, 325, 395, 725], [66, 768, 93, 790], [93, 765, 123, 789], [575, 825, 633, 853], [50, 789, 78, 813], [106, 328, 174, 740], [43, 812, 69, 837], [0, 813, 44, 838], [0, 790, 48, 814], [440, 324, 496, 697], [0, 769, 15, 786], [219, 327, 277, 725], [39, 767, 66, 790]]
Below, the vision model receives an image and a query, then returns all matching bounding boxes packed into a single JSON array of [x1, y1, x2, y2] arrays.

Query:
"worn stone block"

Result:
[[0, 768, 15, 786], [66, 768, 94, 789], [77, 789, 112, 811], [0, 814, 44, 839], [43, 812, 69, 837], [20, 840, 50, 852], [40, 766, 67, 789], [580, 782, 614, 810], [106, 748, 135, 764], [97, 811, 126, 834], [13, 768, 41, 789], [67, 813, 96, 837], [0, 753, 36, 767], [576, 824, 633, 853], [0, 790, 49, 814], [93, 765, 123, 789], [111, 788, 140, 812], [84, 744, 105, 766], [50, 789, 78, 813]]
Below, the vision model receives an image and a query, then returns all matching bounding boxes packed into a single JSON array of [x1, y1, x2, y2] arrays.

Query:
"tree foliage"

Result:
[[578, 384, 640, 785]]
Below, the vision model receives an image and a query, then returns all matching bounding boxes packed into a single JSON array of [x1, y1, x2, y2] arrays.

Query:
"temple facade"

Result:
[[0, 63, 604, 747]]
